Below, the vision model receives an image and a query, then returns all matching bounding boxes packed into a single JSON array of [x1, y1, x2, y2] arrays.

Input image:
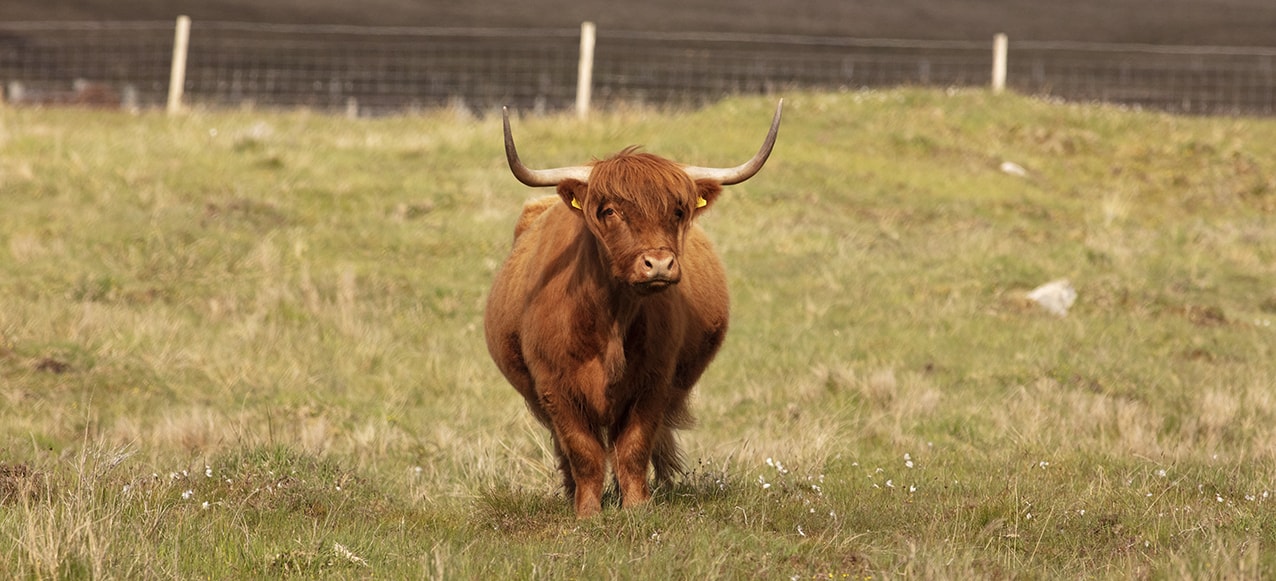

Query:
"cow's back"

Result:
[[484, 195, 564, 409], [512, 195, 558, 241]]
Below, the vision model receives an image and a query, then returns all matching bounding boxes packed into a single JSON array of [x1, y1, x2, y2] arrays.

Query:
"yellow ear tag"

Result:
[[696, 197, 708, 208], [571, 198, 582, 210]]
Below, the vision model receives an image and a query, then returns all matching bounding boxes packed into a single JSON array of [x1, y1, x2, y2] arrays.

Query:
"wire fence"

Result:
[[2, 20, 1275, 116]]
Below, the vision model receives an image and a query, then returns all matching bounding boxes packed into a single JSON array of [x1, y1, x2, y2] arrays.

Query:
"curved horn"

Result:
[[683, 99, 783, 185], [503, 107, 592, 187]]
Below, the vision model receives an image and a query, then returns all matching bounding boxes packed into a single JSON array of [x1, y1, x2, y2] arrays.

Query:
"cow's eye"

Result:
[[673, 208, 686, 221], [599, 207, 616, 219]]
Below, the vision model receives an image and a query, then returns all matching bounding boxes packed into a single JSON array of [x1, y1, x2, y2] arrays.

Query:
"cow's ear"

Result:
[[693, 180, 724, 214], [557, 179, 587, 214]]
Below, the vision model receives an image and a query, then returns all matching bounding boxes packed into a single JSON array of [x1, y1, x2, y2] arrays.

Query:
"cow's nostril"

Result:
[[641, 253, 678, 281], [645, 256, 670, 270]]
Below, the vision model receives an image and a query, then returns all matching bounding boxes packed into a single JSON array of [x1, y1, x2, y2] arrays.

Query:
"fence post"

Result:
[[167, 15, 191, 115], [576, 21, 596, 120], [992, 33, 1008, 94]]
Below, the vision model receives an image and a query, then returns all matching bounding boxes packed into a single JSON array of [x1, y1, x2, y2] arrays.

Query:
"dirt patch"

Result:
[[1178, 304, 1228, 327], [0, 463, 47, 504], [34, 357, 72, 374]]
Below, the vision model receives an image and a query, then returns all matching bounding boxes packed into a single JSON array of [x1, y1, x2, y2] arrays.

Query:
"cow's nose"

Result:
[[640, 251, 679, 282]]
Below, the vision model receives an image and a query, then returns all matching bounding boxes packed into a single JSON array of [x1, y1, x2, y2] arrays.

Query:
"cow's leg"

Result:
[[613, 397, 668, 509], [550, 436, 575, 498], [613, 422, 654, 508], [550, 411, 606, 517]]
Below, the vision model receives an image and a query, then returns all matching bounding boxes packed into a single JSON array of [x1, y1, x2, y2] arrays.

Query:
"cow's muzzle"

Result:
[[633, 249, 680, 293]]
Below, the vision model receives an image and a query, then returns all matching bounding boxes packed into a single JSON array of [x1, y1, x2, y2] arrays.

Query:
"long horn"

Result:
[[503, 107, 592, 187], [682, 99, 783, 185]]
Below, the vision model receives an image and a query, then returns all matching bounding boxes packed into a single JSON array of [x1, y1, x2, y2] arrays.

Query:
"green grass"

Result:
[[2, 90, 1275, 579]]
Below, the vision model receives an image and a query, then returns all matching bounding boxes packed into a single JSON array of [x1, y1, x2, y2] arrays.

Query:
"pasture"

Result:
[[2, 90, 1275, 578]]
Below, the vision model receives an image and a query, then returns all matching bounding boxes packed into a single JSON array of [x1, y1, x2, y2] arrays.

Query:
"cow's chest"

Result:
[[562, 299, 681, 420], [604, 307, 680, 386]]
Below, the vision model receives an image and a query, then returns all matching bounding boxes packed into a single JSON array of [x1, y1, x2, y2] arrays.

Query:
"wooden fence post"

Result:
[[576, 21, 596, 120], [167, 15, 191, 115], [992, 33, 1008, 94]]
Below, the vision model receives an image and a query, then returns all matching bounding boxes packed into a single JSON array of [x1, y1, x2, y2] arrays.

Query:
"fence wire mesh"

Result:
[[184, 23, 580, 114], [1010, 41, 1276, 115], [2, 20, 1275, 116], [0, 22, 174, 108]]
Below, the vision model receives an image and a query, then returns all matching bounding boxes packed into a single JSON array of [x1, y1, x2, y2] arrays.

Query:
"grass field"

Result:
[[2, 90, 1275, 578]]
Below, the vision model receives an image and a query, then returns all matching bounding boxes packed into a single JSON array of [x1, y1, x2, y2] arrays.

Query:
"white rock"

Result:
[[1027, 279, 1077, 317], [1000, 161, 1028, 177]]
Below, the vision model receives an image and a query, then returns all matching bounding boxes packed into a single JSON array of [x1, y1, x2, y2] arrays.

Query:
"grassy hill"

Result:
[[6, 0, 1276, 46], [1, 89, 1274, 577]]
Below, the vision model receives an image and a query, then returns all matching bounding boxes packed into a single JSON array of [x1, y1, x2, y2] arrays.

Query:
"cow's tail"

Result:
[[652, 406, 694, 484]]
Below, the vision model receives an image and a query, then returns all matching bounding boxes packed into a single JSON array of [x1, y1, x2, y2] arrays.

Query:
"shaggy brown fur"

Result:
[[484, 149, 732, 517]]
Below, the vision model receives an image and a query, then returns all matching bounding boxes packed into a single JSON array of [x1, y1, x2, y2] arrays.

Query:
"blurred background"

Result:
[[7, 0, 1275, 43], [3, 0, 1276, 115]]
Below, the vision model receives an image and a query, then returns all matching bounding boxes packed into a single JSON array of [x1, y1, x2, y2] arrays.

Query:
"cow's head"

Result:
[[503, 101, 782, 294]]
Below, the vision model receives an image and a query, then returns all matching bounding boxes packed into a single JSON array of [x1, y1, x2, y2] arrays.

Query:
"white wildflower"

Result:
[[333, 543, 369, 567], [181, 489, 194, 500]]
